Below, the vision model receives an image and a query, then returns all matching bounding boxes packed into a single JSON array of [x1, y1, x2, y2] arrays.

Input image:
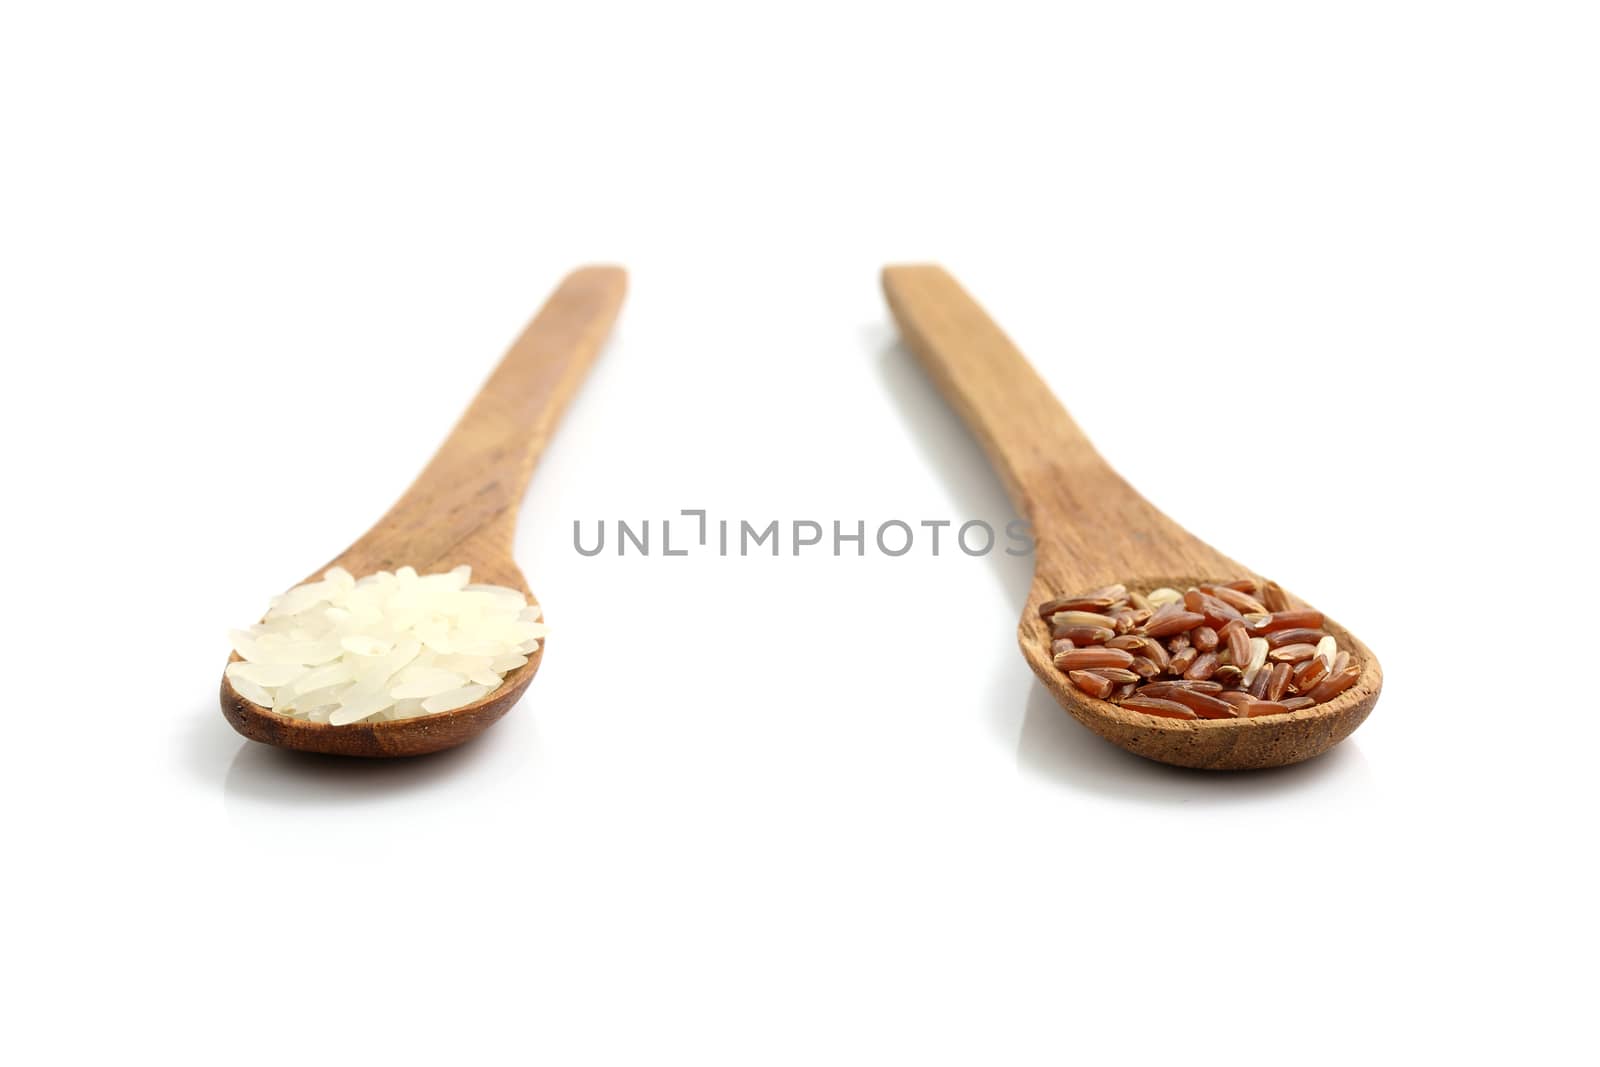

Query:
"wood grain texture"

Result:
[[221, 265, 627, 757], [882, 264, 1380, 770]]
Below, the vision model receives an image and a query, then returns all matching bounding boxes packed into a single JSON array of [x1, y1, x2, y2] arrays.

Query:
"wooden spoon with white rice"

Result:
[[220, 266, 626, 757]]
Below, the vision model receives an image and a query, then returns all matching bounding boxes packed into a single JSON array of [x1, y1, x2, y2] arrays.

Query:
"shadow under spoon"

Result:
[[881, 264, 1381, 770], [220, 265, 627, 757]]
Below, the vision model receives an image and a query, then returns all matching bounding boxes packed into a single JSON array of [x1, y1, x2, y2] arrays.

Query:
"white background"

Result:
[[2, 2, 1596, 1064]]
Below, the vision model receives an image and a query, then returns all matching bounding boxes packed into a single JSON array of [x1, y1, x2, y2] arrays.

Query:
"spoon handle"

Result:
[[882, 264, 1216, 584], [375, 265, 627, 556], [881, 265, 1121, 511]]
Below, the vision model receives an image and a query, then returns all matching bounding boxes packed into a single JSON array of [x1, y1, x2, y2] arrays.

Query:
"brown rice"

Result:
[[1040, 580, 1359, 720]]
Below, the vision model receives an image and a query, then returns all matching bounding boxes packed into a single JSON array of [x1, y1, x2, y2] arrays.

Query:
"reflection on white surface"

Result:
[[180, 700, 537, 815], [222, 728, 519, 807], [1016, 681, 1374, 805]]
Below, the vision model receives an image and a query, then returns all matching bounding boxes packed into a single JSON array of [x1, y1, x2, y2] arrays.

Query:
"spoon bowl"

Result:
[[1018, 576, 1381, 770], [221, 266, 626, 757], [221, 559, 542, 758], [883, 264, 1382, 770]]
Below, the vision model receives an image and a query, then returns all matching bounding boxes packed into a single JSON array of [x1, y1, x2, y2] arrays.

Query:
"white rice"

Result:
[[226, 565, 543, 725]]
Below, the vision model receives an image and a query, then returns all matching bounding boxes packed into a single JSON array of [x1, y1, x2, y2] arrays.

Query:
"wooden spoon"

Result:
[[220, 265, 627, 757], [882, 264, 1381, 770]]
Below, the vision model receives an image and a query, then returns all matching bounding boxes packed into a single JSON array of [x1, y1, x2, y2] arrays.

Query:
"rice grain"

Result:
[[227, 565, 539, 725], [1046, 579, 1360, 719]]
